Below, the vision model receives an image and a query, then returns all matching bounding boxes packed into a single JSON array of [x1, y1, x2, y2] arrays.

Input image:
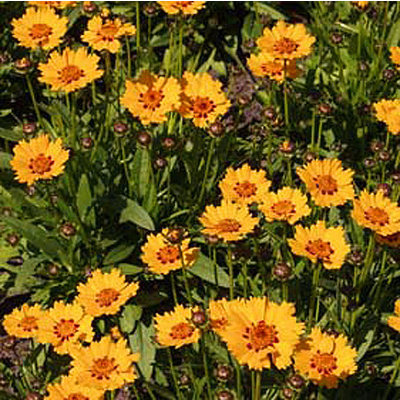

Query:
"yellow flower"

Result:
[[257, 20, 315, 60], [75, 268, 139, 317], [247, 52, 299, 82], [28, 1, 76, 8], [10, 134, 69, 186], [199, 200, 259, 242], [352, 190, 400, 236], [3, 303, 43, 339], [38, 47, 103, 93], [375, 231, 400, 248], [373, 99, 400, 135], [260, 187, 311, 225], [158, 1, 206, 15], [70, 336, 139, 391], [288, 221, 350, 269], [219, 163, 271, 206], [36, 302, 94, 354], [141, 228, 199, 275], [154, 304, 200, 348], [44, 374, 104, 400], [388, 300, 400, 332], [294, 327, 357, 388], [219, 297, 304, 370], [12, 7, 68, 50], [352, 1, 369, 9], [390, 46, 400, 67], [179, 71, 231, 128], [82, 16, 136, 53], [208, 298, 243, 336], [121, 70, 181, 125], [297, 159, 355, 207]]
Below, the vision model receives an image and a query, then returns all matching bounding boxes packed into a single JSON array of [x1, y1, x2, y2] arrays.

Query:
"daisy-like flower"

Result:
[[28, 1, 76, 9], [3, 303, 43, 339], [199, 200, 259, 242], [154, 304, 201, 348], [36, 302, 94, 354], [247, 52, 299, 82], [141, 228, 199, 275], [44, 374, 104, 400], [82, 16, 136, 53], [218, 163, 271, 206], [38, 47, 103, 93], [208, 298, 243, 336], [259, 187, 311, 225], [288, 221, 350, 269], [158, 1, 206, 15], [69, 336, 139, 391], [352, 190, 400, 236], [388, 300, 400, 332], [294, 327, 357, 388], [219, 297, 304, 370], [296, 159, 355, 207], [75, 268, 139, 317], [390, 47, 400, 68], [121, 70, 181, 125], [257, 20, 315, 61], [10, 134, 69, 186], [179, 71, 231, 128], [352, 1, 369, 9], [375, 231, 400, 248], [373, 99, 400, 135], [12, 7, 68, 50]]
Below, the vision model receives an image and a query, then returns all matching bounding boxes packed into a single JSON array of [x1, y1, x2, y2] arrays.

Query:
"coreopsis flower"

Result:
[[141, 228, 199, 275], [390, 47, 400, 68], [257, 20, 315, 60], [179, 71, 231, 128], [296, 159, 355, 207], [219, 297, 304, 370], [373, 99, 400, 135], [44, 374, 104, 400], [36, 302, 94, 354], [294, 327, 357, 388], [10, 134, 69, 186], [3, 304, 43, 339], [352, 1, 369, 9], [154, 304, 201, 348], [28, 1, 76, 8], [11, 7, 68, 50], [121, 70, 181, 125], [75, 268, 139, 317], [208, 298, 243, 336], [69, 336, 139, 391], [375, 231, 400, 248], [260, 187, 311, 225], [218, 163, 271, 206], [82, 15, 136, 53], [352, 190, 400, 236], [288, 221, 350, 269], [38, 47, 103, 93], [158, 1, 206, 15], [388, 300, 400, 332], [247, 52, 299, 82], [199, 200, 259, 242]]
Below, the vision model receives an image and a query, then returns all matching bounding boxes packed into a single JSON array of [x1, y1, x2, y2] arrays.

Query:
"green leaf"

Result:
[[120, 304, 142, 333], [129, 322, 156, 380], [189, 253, 230, 288], [0, 127, 23, 141], [103, 243, 135, 265], [76, 174, 95, 226], [0, 152, 12, 169], [120, 198, 155, 231], [131, 147, 151, 199], [118, 263, 143, 275]]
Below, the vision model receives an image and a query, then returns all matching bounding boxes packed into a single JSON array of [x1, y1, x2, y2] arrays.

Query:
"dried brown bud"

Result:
[[318, 103, 332, 115], [83, 1, 97, 13], [363, 157, 376, 168], [287, 374, 305, 389], [143, 3, 158, 16], [263, 106, 276, 121], [392, 171, 400, 184], [216, 390, 234, 400], [191, 309, 207, 327], [114, 122, 129, 135], [25, 185, 36, 196], [205, 234, 220, 245], [2, 207, 12, 217], [370, 140, 384, 153], [48, 263, 59, 276], [378, 150, 391, 162], [26, 393, 42, 400], [209, 121, 224, 137], [60, 222, 76, 238], [383, 68, 396, 81], [304, 151, 316, 163], [348, 248, 364, 265], [331, 32, 343, 44], [179, 373, 190, 386], [282, 388, 294, 399], [162, 137, 176, 150], [154, 157, 167, 169], [377, 183, 391, 197], [165, 228, 186, 244], [279, 140, 295, 154], [215, 364, 233, 381], [6, 234, 19, 247], [81, 137, 93, 149], [272, 262, 292, 281], [137, 131, 152, 147], [22, 122, 37, 135], [14, 57, 32, 72]]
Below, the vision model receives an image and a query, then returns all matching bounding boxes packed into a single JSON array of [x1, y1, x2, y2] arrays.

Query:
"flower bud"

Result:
[[363, 157, 376, 169], [318, 103, 332, 115], [287, 374, 304, 389], [263, 106, 276, 121], [209, 121, 224, 137], [331, 32, 343, 44], [377, 183, 391, 197], [378, 150, 391, 162], [205, 234, 220, 246], [48, 263, 59, 276], [81, 137, 93, 149], [143, 3, 158, 17], [22, 122, 37, 135], [191, 309, 207, 327], [392, 171, 400, 184], [272, 262, 292, 281], [137, 131, 152, 147], [14, 57, 32, 72], [215, 364, 233, 382], [216, 390, 234, 400], [304, 151, 316, 163], [83, 1, 97, 13], [370, 140, 384, 153], [162, 137, 176, 150], [6, 234, 19, 247], [26, 393, 42, 400], [383, 68, 396, 81], [154, 156, 167, 170], [282, 388, 294, 399], [60, 222, 76, 238], [279, 140, 295, 154], [114, 122, 129, 135], [179, 373, 190, 387]]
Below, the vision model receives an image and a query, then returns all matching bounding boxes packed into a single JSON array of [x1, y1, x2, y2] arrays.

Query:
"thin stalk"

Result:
[[308, 263, 321, 329], [201, 336, 213, 400], [283, 61, 289, 130], [227, 245, 234, 300], [119, 138, 132, 197], [26, 74, 43, 128], [181, 268, 193, 305], [383, 354, 400, 400], [198, 138, 216, 206], [167, 348, 183, 400], [316, 118, 323, 155], [135, 2, 141, 56], [178, 17, 184, 76], [126, 37, 132, 78], [170, 273, 178, 305], [242, 260, 248, 297], [311, 108, 316, 151], [132, 383, 142, 400], [71, 92, 77, 147], [254, 370, 262, 400]]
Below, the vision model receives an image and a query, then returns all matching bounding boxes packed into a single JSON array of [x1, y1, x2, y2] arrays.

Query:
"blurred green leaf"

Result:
[[189, 253, 230, 288], [120, 198, 155, 231]]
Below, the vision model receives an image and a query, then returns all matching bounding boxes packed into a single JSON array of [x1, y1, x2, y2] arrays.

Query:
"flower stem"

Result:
[[283, 61, 289, 130], [170, 273, 178, 305], [227, 245, 234, 300], [167, 348, 183, 400], [125, 37, 132, 78], [201, 336, 213, 400], [254, 370, 262, 400], [26, 74, 42, 129], [308, 263, 321, 329], [198, 138, 216, 206]]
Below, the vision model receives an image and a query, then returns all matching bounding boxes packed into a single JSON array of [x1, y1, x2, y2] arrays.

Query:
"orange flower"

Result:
[[158, 1, 206, 15]]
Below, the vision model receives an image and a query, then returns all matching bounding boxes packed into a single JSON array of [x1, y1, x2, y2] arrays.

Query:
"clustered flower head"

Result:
[[248, 20, 316, 82], [2, 268, 140, 398], [373, 99, 400, 135]]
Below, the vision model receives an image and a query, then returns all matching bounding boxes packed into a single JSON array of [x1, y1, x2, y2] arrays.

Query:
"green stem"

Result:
[[126, 37, 132, 78], [254, 370, 262, 400], [120, 138, 132, 197], [242, 260, 248, 297], [201, 336, 213, 400], [383, 354, 400, 400], [311, 108, 316, 152], [182, 268, 193, 305], [170, 273, 178, 305], [198, 138, 216, 206], [26, 74, 43, 128], [283, 61, 289, 130], [308, 263, 321, 329], [167, 348, 183, 400], [227, 245, 234, 300], [316, 118, 323, 155], [178, 17, 184, 76], [136, 2, 141, 56]]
